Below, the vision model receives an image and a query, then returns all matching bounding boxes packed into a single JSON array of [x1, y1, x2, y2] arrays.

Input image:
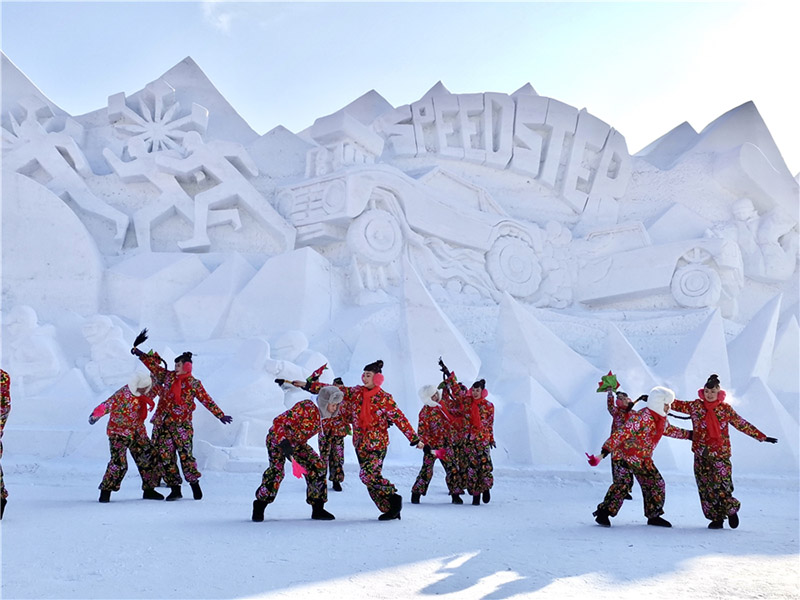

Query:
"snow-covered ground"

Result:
[[2, 457, 798, 599]]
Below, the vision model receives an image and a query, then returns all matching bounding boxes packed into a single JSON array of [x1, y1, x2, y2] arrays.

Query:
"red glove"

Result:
[[586, 452, 602, 467]]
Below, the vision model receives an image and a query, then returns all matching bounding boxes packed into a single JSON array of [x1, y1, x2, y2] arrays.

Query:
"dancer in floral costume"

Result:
[[298, 359, 423, 521], [410, 383, 457, 504], [439, 362, 495, 506], [132, 331, 232, 501], [89, 372, 165, 502], [318, 379, 350, 492], [605, 388, 636, 503], [671, 373, 778, 529], [252, 386, 343, 521], [588, 387, 691, 527], [1, 369, 10, 519]]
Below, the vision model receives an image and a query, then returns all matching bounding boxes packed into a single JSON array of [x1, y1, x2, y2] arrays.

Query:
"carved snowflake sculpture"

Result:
[[1, 96, 57, 151], [107, 79, 208, 153]]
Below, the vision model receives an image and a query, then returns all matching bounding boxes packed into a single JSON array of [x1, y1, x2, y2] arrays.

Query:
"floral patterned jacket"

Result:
[[607, 392, 632, 437], [441, 371, 494, 446], [321, 413, 350, 438], [135, 350, 225, 425], [1, 369, 10, 438], [672, 390, 767, 459], [271, 399, 323, 444], [91, 384, 160, 437], [417, 404, 453, 448], [602, 407, 691, 468], [309, 381, 419, 452]]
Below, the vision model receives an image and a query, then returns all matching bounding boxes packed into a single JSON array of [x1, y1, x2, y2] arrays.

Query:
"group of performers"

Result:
[[0, 330, 779, 531], [259, 356, 495, 521], [587, 373, 778, 529]]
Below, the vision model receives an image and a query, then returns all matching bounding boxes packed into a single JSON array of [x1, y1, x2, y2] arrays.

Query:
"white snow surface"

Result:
[[1, 460, 798, 599]]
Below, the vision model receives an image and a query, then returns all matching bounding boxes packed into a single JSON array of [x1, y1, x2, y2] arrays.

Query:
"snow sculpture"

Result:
[[155, 131, 295, 252], [1, 96, 129, 246], [270, 330, 334, 409], [3, 305, 66, 395], [79, 315, 136, 391], [713, 198, 799, 283]]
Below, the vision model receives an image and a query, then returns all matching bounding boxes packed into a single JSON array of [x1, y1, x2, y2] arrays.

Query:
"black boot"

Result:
[[728, 512, 739, 529], [451, 494, 463, 505], [252, 499, 267, 522], [647, 516, 672, 527], [332, 481, 342, 492], [593, 507, 611, 527], [166, 485, 182, 501], [190, 481, 203, 500], [472, 494, 480, 506], [482, 490, 491, 504], [378, 493, 403, 521], [708, 520, 724, 529], [311, 500, 335, 520], [99, 489, 112, 503], [411, 492, 421, 504], [143, 488, 165, 500], [0, 497, 6, 519]]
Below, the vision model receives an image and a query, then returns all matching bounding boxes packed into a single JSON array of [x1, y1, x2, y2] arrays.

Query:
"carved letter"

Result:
[[510, 95, 548, 178]]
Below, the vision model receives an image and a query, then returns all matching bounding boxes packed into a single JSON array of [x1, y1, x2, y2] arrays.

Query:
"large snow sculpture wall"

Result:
[[2, 53, 797, 474]]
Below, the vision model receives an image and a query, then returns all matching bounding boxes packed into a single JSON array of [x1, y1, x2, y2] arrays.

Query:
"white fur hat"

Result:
[[317, 386, 344, 419], [418, 384, 440, 406], [647, 386, 675, 417], [128, 371, 152, 394]]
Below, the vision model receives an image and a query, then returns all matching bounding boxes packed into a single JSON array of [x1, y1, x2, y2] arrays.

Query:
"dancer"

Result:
[[410, 384, 457, 504], [131, 330, 232, 501], [671, 373, 778, 529], [297, 359, 424, 521], [602, 382, 637, 503], [252, 386, 343, 521], [439, 361, 494, 506], [1, 369, 10, 519], [318, 377, 349, 491], [89, 372, 164, 502], [587, 386, 691, 527]]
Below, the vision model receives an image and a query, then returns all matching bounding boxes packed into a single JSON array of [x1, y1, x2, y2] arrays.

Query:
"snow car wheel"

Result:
[[486, 235, 542, 297], [346, 209, 403, 264], [670, 263, 722, 308]]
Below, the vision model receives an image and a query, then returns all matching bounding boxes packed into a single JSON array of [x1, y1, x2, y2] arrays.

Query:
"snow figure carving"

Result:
[[103, 137, 241, 252], [79, 315, 136, 391], [3, 305, 66, 395], [713, 198, 799, 283], [1, 96, 129, 246], [155, 131, 295, 253]]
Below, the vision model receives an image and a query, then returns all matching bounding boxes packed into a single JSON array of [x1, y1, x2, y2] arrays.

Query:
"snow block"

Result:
[[400, 256, 481, 397], [224, 247, 332, 338], [727, 294, 781, 390], [175, 253, 257, 341], [105, 252, 210, 338]]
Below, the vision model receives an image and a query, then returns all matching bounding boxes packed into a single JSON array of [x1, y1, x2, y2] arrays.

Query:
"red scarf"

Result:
[[135, 394, 155, 422], [170, 372, 191, 409], [699, 388, 725, 447], [470, 399, 482, 432], [358, 385, 381, 430], [648, 409, 666, 446]]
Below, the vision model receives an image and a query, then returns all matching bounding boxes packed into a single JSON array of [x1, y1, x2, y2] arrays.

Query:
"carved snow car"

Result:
[[275, 163, 544, 299], [575, 223, 744, 314]]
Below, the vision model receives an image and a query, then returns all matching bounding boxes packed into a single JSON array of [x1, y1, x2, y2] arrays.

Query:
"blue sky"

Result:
[[2, 2, 798, 172]]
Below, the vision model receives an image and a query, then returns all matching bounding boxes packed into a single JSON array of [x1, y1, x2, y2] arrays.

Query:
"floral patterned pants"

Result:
[[694, 452, 739, 521], [355, 446, 395, 513], [464, 442, 493, 496], [99, 432, 162, 491], [599, 459, 665, 518], [1, 439, 6, 500], [256, 431, 327, 505], [151, 420, 199, 486], [411, 447, 460, 496], [318, 433, 345, 484]]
